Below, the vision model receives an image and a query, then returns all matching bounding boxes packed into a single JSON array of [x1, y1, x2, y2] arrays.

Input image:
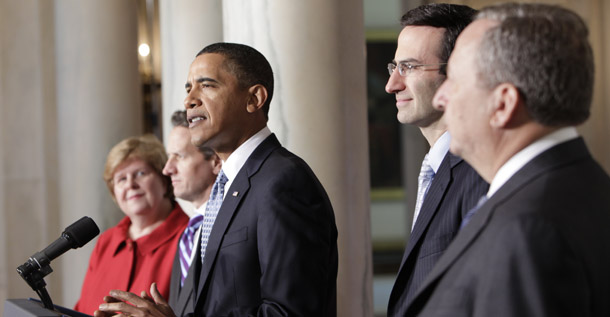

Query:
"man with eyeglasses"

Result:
[[384, 4, 488, 315]]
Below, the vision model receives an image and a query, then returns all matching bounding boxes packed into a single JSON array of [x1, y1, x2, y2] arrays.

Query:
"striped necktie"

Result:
[[412, 154, 435, 231], [178, 214, 203, 286], [201, 170, 228, 263]]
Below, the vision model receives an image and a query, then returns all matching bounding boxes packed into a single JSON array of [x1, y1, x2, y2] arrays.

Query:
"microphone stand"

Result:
[[17, 261, 55, 310]]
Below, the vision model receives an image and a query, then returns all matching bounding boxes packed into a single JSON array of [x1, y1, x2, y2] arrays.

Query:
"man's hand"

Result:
[[94, 283, 176, 317]]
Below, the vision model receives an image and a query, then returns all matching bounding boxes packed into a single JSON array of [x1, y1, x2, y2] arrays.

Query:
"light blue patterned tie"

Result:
[[201, 170, 228, 264], [412, 154, 435, 231]]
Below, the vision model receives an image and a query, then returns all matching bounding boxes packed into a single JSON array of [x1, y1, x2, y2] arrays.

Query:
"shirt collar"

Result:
[[221, 126, 272, 194], [488, 126, 579, 198], [427, 131, 451, 173], [193, 201, 207, 217]]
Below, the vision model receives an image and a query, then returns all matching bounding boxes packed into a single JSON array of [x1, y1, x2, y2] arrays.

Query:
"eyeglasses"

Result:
[[387, 61, 447, 77]]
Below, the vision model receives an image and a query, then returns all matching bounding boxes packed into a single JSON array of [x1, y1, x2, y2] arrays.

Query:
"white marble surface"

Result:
[[160, 0, 223, 144], [222, 1, 373, 315], [54, 0, 142, 307], [1, 0, 143, 310]]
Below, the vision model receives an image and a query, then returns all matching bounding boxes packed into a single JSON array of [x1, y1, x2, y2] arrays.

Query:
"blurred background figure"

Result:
[[74, 135, 188, 315], [163, 110, 221, 316]]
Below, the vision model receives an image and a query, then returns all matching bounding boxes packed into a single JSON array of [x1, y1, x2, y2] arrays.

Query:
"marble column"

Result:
[[54, 0, 142, 307], [0, 0, 61, 311], [223, 1, 373, 315], [159, 0, 223, 144], [159, 0, 223, 214]]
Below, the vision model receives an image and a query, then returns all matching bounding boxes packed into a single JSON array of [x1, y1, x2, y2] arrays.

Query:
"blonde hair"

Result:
[[103, 134, 174, 201]]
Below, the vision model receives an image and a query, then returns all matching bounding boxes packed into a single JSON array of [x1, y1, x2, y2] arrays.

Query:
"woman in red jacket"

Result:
[[74, 135, 188, 315]]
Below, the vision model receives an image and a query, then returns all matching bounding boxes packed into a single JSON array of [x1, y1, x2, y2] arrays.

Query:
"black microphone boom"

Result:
[[16, 216, 100, 310], [17, 216, 100, 278]]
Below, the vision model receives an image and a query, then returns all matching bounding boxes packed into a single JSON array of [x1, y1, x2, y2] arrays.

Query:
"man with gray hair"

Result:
[[406, 3, 610, 316]]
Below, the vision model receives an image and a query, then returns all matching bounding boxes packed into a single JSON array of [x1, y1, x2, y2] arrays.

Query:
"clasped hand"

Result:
[[94, 282, 176, 317]]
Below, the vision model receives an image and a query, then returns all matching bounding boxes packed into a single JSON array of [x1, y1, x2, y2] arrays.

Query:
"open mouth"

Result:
[[188, 116, 206, 123], [188, 115, 207, 128]]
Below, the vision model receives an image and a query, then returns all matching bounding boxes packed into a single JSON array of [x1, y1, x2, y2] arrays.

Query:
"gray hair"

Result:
[[475, 3, 593, 126]]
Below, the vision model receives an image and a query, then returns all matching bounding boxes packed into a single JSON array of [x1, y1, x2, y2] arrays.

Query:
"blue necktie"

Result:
[[201, 170, 228, 263], [460, 195, 488, 229], [179, 214, 203, 286]]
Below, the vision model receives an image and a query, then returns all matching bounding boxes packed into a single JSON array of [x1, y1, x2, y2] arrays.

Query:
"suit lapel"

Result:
[[409, 138, 590, 311], [168, 249, 181, 309], [174, 238, 200, 315], [195, 134, 281, 302]]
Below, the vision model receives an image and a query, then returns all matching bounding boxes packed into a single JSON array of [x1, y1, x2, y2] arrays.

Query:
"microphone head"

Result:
[[63, 216, 100, 248]]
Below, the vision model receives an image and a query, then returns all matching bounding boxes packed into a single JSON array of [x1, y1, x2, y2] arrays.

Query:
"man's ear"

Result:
[[246, 84, 268, 113], [211, 155, 222, 175], [489, 83, 521, 128]]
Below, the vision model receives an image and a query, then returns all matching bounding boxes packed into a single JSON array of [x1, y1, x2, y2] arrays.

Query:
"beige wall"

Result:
[[438, 0, 610, 174]]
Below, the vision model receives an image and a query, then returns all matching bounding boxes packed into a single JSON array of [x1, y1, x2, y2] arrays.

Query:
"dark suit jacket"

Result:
[[388, 152, 488, 316], [407, 138, 610, 317], [190, 134, 338, 316], [168, 235, 200, 316]]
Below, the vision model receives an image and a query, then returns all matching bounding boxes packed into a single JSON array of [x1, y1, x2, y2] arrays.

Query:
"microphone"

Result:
[[17, 216, 100, 278]]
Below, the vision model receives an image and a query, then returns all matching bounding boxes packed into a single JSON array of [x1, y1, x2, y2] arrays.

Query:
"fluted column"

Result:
[[159, 0, 223, 214], [159, 0, 223, 144], [54, 0, 142, 307], [0, 0, 61, 311], [223, 1, 373, 315]]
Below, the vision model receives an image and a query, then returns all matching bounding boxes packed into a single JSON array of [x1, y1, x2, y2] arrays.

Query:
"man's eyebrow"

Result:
[[185, 77, 220, 89], [395, 58, 421, 64]]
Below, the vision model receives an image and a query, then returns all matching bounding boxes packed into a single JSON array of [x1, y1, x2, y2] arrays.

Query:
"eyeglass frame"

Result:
[[387, 61, 447, 77]]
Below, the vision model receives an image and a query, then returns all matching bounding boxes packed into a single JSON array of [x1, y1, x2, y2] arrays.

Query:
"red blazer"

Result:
[[74, 205, 188, 315]]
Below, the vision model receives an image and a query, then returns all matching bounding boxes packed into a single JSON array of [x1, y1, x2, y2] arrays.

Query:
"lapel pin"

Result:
[[232, 191, 239, 197]]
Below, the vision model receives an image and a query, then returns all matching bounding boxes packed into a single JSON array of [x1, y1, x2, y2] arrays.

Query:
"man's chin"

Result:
[[449, 142, 462, 157], [190, 135, 208, 147]]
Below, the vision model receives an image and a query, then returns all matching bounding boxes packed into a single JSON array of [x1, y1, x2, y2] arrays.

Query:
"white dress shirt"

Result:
[[487, 127, 579, 198], [412, 131, 451, 229], [221, 126, 272, 198]]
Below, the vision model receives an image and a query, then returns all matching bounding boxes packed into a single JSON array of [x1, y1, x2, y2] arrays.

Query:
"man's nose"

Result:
[[385, 70, 405, 94], [162, 159, 175, 176], [184, 90, 202, 110]]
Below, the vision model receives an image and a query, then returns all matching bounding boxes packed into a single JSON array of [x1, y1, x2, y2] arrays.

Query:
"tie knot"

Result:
[[188, 214, 204, 229], [419, 154, 435, 178], [216, 170, 228, 186]]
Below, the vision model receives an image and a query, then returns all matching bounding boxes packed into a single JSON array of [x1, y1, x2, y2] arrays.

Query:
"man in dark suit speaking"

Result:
[[97, 43, 338, 316], [406, 3, 610, 316]]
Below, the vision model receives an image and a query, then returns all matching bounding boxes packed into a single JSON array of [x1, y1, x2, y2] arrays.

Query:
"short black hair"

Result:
[[197, 43, 274, 120], [401, 3, 477, 75]]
